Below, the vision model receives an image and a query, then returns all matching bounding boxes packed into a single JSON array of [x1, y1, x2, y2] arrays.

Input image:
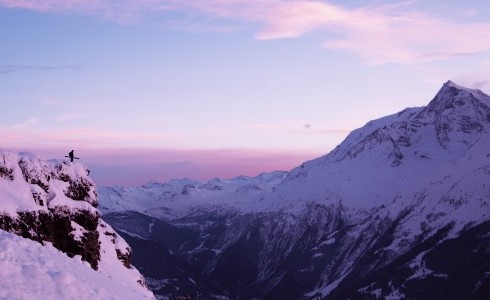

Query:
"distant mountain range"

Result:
[[100, 81, 490, 299]]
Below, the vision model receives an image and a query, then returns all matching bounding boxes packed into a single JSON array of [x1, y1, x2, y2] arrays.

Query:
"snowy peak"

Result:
[[424, 80, 490, 114], [416, 81, 490, 148], [272, 81, 490, 213], [325, 81, 489, 165]]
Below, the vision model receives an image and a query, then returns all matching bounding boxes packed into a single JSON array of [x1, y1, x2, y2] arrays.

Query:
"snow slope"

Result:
[[0, 229, 154, 300]]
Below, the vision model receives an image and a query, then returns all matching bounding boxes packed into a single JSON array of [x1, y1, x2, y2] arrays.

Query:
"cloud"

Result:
[[0, 64, 81, 75], [0, 125, 176, 149], [462, 9, 478, 18], [268, 76, 296, 86], [2, 1, 490, 64], [457, 79, 490, 92], [11, 117, 40, 129], [471, 81, 490, 90], [55, 112, 92, 122], [0, 0, 174, 22]]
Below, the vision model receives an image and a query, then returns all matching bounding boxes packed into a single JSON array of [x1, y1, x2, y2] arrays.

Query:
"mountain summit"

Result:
[[100, 81, 490, 299]]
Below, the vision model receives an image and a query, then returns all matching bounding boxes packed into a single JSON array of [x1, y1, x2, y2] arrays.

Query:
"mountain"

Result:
[[0, 151, 154, 299], [99, 171, 288, 218], [100, 81, 490, 299]]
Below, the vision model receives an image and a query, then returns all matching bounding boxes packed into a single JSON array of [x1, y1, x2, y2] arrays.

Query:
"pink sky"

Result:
[[1, 0, 489, 186], [7, 147, 322, 186]]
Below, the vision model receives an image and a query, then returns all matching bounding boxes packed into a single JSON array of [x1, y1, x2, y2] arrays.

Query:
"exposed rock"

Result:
[[0, 151, 134, 273]]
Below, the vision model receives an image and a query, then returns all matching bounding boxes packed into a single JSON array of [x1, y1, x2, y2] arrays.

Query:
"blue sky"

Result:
[[1, 0, 489, 185]]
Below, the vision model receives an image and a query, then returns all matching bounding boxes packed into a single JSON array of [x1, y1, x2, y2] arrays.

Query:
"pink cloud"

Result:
[[11, 117, 40, 129], [3, 0, 489, 64], [0, 0, 170, 22], [0, 126, 176, 149]]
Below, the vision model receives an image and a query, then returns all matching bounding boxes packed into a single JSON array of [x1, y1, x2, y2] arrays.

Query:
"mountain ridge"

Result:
[[99, 81, 490, 299]]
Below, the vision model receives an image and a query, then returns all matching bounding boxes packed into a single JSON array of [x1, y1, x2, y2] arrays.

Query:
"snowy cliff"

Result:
[[0, 152, 154, 299]]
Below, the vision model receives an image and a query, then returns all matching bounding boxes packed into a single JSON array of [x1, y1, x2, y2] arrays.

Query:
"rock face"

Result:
[[0, 152, 153, 298], [100, 81, 490, 299]]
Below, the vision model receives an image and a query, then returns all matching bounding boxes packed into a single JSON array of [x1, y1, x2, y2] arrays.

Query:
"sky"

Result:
[[1, 0, 489, 186]]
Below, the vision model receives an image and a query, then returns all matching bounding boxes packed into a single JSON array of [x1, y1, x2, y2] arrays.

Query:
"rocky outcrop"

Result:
[[0, 210, 100, 269], [0, 152, 140, 274]]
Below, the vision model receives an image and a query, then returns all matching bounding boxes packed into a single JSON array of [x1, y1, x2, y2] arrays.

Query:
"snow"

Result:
[[96, 219, 152, 297], [0, 150, 155, 299], [444, 80, 489, 102], [0, 229, 154, 299], [98, 171, 288, 218], [148, 218, 155, 234], [319, 237, 335, 246], [0, 151, 98, 216], [97, 81, 490, 298], [70, 221, 86, 242], [46, 178, 98, 214]]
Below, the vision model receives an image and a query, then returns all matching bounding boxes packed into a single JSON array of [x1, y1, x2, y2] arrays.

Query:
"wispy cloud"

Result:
[[55, 112, 92, 122], [0, 64, 81, 75], [471, 81, 490, 90], [11, 117, 39, 129], [2, 1, 489, 64], [268, 76, 296, 86], [452, 76, 490, 92], [462, 9, 478, 18], [0, 0, 175, 22], [0, 126, 175, 149]]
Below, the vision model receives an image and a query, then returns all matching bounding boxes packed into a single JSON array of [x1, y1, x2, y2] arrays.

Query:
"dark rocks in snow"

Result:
[[0, 210, 101, 269], [0, 154, 15, 180], [52, 161, 98, 207], [65, 177, 97, 206], [417, 80, 490, 148], [181, 184, 196, 195], [116, 248, 132, 268], [0, 152, 132, 272]]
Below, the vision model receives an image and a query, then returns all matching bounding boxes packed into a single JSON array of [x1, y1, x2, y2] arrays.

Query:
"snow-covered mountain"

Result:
[[99, 171, 288, 218], [100, 81, 490, 299], [0, 152, 154, 299]]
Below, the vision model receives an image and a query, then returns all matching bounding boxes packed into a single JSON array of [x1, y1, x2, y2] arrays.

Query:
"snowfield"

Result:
[[0, 229, 154, 300]]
